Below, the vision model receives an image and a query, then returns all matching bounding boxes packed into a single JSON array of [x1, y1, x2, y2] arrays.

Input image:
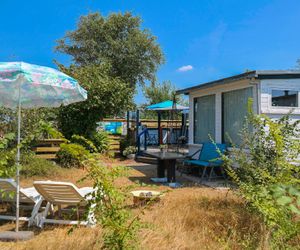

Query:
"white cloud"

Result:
[[177, 65, 193, 72]]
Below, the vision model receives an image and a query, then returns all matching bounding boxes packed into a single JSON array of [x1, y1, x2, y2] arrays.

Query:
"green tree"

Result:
[[55, 12, 164, 88], [143, 80, 176, 105], [55, 12, 164, 137], [57, 65, 134, 138], [142, 81, 184, 119]]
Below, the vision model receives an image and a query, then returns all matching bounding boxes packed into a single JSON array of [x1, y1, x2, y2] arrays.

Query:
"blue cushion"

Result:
[[185, 160, 210, 167], [185, 159, 223, 167]]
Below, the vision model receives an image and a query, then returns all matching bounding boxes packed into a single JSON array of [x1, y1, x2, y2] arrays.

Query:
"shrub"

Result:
[[0, 149, 16, 178], [84, 157, 141, 249], [122, 146, 137, 157], [71, 135, 97, 153], [38, 121, 65, 140], [57, 143, 90, 168], [0, 149, 61, 178], [0, 133, 16, 150], [21, 152, 60, 177], [222, 100, 300, 248], [90, 131, 110, 153], [21, 121, 67, 150], [120, 134, 135, 155]]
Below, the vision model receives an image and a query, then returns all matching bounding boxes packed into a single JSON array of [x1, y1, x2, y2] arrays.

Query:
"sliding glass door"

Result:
[[194, 94, 215, 143], [222, 87, 253, 145]]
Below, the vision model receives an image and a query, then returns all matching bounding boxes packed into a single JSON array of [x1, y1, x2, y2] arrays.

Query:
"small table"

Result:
[[144, 151, 186, 183]]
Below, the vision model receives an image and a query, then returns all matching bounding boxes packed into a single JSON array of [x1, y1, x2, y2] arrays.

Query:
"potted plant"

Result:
[[122, 146, 137, 159], [159, 144, 168, 152]]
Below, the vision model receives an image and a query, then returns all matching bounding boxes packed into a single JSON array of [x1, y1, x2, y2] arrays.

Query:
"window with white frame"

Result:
[[271, 90, 298, 107], [194, 94, 215, 144]]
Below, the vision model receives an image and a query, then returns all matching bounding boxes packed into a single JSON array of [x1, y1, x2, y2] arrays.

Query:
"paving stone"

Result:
[[0, 231, 34, 242]]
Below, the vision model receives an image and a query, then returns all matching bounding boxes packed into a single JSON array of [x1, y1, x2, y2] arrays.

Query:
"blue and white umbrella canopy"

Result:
[[0, 61, 87, 233], [0, 62, 87, 108], [146, 100, 189, 111]]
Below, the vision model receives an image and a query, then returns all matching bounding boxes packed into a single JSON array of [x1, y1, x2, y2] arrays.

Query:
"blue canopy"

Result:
[[146, 100, 189, 111]]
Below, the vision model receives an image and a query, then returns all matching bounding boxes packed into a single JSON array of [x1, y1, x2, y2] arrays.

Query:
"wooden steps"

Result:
[[108, 134, 122, 157], [36, 154, 57, 160], [135, 155, 158, 164], [33, 139, 65, 160], [33, 147, 60, 153]]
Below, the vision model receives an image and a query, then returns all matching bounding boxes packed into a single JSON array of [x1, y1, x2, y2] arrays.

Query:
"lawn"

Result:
[[0, 157, 297, 250]]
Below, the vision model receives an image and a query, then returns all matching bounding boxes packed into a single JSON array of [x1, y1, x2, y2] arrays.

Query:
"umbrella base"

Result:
[[0, 231, 34, 242]]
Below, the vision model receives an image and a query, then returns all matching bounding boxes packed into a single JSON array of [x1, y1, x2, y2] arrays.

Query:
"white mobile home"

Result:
[[176, 70, 300, 152]]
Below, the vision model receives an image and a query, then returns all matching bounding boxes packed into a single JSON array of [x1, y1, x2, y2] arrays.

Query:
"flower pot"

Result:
[[126, 154, 135, 159], [130, 190, 163, 206]]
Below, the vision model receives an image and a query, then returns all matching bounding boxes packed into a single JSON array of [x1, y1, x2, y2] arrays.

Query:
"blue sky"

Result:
[[1, 0, 300, 103]]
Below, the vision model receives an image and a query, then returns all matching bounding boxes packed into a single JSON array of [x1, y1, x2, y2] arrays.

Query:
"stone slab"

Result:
[[0, 231, 34, 242]]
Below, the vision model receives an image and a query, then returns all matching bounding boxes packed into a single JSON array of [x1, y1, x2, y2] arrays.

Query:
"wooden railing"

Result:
[[102, 118, 183, 129]]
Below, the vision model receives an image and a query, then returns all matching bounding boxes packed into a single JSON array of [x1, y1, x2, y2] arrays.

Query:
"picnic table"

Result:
[[143, 151, 186, 183]]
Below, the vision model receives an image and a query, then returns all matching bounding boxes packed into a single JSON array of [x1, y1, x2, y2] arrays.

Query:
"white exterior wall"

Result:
[[260, 79, 300, 120], [188, 79, 258, 152]]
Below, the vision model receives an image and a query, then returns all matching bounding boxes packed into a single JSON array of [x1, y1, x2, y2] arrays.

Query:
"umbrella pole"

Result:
[[15, 84, 21, 232]]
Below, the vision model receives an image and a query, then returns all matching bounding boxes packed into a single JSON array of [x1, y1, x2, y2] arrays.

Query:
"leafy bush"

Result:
[[0, 133, 16, 150], [84, 157, 141, 249], [0, 149, 17, 178], [38, 121, 65, 140], [21, 121, 67, 150], [222, 100, 300, 248], [0, 149, 61, 178], [71, 135, 97, 153], [0, 133, 17, 178], [0, 107, 58, 145], [122, 146, 137, 157], [57, 143, 90, 168], [120, 134, 135, 155], [90, 131, 110, 153], [21, 152, 60, 177]]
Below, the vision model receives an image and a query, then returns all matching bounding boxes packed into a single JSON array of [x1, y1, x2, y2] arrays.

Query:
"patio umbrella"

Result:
[[146, 100, 189, 111], [0, 62, 87, 233], [146, 100, 189, 145]]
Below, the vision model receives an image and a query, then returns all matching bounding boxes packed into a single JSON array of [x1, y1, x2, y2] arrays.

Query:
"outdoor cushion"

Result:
[[184, 143, 226, 167], [185, 159, 223, 167], [183, 143, 227, 181], [185, 160, 210, 167]]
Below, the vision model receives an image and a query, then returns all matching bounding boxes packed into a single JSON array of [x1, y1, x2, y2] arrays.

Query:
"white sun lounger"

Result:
[[0, 178, 43, 226], [33, 181, 96, 228]]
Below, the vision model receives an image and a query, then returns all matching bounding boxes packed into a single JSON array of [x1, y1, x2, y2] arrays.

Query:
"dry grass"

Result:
[[0, 224, 101, 250], [139, 188, 262, 250], [0, 158, 297, 250]]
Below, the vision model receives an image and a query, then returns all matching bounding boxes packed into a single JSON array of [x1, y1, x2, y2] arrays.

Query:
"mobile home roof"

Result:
[[176, 70, 300, 95]]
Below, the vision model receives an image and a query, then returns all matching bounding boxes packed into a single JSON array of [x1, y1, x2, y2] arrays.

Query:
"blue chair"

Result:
[[184, 143, 227, 181]]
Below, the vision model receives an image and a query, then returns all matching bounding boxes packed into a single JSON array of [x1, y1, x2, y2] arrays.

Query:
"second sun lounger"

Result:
[[0, 178, 43, 226]]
